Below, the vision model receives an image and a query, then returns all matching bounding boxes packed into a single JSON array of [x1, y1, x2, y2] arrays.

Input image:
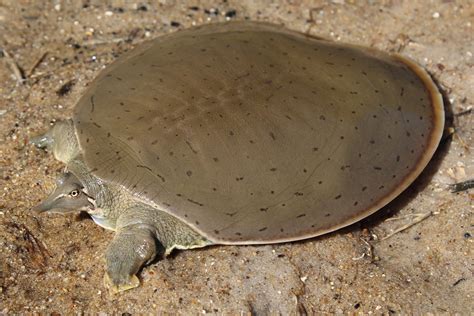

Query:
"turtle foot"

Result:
[[104, 224, 158, 294], [30, 133, 54, 149], [104, 273, 140, 294]]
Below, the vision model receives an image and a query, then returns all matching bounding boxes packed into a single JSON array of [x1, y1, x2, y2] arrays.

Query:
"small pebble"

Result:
[[137, 5, 147, 12], [225, 10, 237, 18], [204, 8, 219, 16]]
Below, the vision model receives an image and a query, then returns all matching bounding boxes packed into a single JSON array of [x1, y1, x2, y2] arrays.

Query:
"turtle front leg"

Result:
[[104, 224, 163, 293]]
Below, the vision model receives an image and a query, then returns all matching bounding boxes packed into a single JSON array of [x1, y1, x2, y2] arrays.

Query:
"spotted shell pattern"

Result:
[[73, 22, 444, 244]]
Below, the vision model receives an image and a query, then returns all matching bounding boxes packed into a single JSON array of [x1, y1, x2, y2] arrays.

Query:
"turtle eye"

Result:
[[69, 189, 80, 198]]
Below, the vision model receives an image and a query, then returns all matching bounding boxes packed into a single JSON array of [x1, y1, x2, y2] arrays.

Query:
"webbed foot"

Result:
[[104, 273, 140, 294], [104, 224, 159, 293]]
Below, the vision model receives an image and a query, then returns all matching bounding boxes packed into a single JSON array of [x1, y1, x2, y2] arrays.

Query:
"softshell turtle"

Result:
[[32, 22, 444, 292]]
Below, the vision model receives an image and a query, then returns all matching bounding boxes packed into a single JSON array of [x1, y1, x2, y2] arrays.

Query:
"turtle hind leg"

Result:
[[30, 120, 71, 149], [150, 209, 212, 256], [30, 120, 79, 163], [30, 132, 54, 149], [104, 223, 163, 293]]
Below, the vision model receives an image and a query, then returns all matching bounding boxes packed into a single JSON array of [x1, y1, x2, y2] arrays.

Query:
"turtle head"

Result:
[[34, 172, 95, 213]]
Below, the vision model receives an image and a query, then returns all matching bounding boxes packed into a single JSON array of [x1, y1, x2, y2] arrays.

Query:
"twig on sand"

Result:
[[82, 37, 128, 46], [2, 49, 26, 84], [5, 222, 51, 268], [454, 107, 472, 117], [451, 129, 470, 152], [28, 52, 48, 77], [450, 179, 474, 193], [352, 238, 374, 261], [381, 212, 434, 241]]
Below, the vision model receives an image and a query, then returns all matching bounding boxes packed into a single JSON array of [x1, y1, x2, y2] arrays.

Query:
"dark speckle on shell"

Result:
[[73, 22, 444, 244]]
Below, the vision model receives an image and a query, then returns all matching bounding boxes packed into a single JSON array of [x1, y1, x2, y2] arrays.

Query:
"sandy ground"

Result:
[[0, 0, 473, 314]]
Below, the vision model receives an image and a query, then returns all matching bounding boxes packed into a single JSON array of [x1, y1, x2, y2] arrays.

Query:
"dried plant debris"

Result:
[[450, 179, 474, 193]]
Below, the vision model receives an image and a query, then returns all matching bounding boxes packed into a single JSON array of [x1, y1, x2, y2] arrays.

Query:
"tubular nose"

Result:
[[32, 200, 51, 213], [32, 193, 57, 213]]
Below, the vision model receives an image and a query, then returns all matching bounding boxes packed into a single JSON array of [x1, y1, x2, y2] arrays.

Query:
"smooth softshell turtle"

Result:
[[32, 22, 444, 292]]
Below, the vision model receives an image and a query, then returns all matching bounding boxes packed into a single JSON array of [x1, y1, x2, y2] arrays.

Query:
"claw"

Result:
[[104, 273, 140, 294]]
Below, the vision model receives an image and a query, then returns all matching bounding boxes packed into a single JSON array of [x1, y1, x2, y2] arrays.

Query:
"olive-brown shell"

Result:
[[73, 22, 444, 244]]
